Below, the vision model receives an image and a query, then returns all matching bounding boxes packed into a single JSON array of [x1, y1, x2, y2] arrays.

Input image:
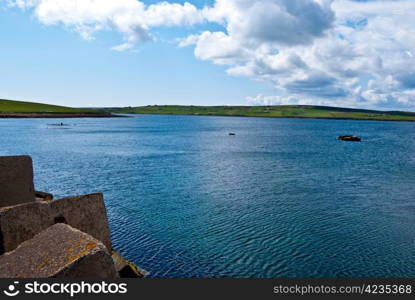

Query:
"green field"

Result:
[[2, 99, 415, 121], [108, 105, 415, 122], [0, 99, 107, 115]]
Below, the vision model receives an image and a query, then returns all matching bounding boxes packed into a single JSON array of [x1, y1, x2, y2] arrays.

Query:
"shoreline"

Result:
[[123, 113, 415, 123], [0, 113, 127, 118], [2, 112, 414, 122]]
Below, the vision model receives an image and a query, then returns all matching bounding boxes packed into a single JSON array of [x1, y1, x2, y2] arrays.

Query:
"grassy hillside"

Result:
[[108, 105, 415, 122], [3, 99, 414, 121], [0, 99, 106, 114]]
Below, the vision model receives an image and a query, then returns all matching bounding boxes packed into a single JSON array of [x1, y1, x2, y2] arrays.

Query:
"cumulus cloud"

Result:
[[198, 0, 415, 109], [7, 0, 204, 50], [5, 0, 415, 109], [179, 31, 250, 65], [246, 93, 355, 107], [203, 0, 335, 46]]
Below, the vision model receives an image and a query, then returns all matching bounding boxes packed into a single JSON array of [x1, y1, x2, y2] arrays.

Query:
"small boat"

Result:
[[47, 122, 68, 126], [338, 135, 361, 142], [229, 132, 236, 136]]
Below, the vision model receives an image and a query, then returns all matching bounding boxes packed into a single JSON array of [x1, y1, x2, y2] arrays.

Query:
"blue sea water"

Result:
[[0, 115, 414, 278]]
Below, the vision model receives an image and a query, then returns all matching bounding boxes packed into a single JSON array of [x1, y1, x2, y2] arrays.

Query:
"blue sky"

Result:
[[0, 1, 272, 107], [1, 0, 414, 110]]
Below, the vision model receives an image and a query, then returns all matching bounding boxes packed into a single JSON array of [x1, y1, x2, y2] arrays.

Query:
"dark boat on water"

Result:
[[338, 135, 361, 142]]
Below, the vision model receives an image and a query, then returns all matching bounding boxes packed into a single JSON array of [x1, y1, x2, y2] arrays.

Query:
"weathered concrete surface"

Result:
[[0, 223, 118, 278], [112, 251, 148, 278], [0, 200, 49, 254], [0, 156, 35, 207], [48, 193, 112, 251], [0, 193, 112, 254]]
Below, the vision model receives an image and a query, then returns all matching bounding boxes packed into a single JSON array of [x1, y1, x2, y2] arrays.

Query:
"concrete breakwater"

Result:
[[0, 155, 147, 278]]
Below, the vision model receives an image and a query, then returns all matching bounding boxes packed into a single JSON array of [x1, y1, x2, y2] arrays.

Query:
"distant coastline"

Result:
[[106, 105, 415, 122], [121, 113, 415, 123], [0, 113, 123, 118], [0, 99, 120, 118], [2, 98, 415, 122]]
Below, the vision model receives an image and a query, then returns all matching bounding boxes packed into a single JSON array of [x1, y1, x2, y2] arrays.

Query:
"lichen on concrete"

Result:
[[0, 193, 112, 254], [0, 155, 147, 278], [0, 223, 118, 278]]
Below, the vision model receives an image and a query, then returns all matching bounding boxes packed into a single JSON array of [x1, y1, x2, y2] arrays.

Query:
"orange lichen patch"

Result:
[[0, 223, 117, 278], [65, 237, 87, 257], [65, 239, 98, 265], [35, 257, 52, 271], [85, 242, 97, 251]]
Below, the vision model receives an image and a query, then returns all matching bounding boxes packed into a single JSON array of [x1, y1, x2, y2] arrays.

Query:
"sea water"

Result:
[[0, 115, 414, 277]]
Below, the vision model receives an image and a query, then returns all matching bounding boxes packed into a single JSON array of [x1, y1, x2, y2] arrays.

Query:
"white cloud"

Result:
[[205, 0, 334, 46], [5, 0, 415, 109], [180, 31, 250, 65], [185, 0, 415, 109], [111, 42, 135, 52], [7, 0, 203, 48]]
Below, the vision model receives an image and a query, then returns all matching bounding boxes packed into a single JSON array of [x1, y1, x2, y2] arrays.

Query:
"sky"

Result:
[[0, 0, 414, 110]]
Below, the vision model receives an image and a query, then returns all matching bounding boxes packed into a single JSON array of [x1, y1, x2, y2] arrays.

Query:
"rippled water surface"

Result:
[[1, 115, 414, 277]]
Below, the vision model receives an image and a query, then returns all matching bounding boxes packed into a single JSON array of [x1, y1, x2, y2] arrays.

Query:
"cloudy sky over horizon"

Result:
[[1, 0, 415, 110]]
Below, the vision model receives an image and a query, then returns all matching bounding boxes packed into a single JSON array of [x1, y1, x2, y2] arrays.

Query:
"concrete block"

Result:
[[112, 251, 148, 278], [0, 193, 112, 254], [0, 201, 50, 254], [48, 193, 112, 251], [0, 156, 35, 207], [0, 223, 118, 278]]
